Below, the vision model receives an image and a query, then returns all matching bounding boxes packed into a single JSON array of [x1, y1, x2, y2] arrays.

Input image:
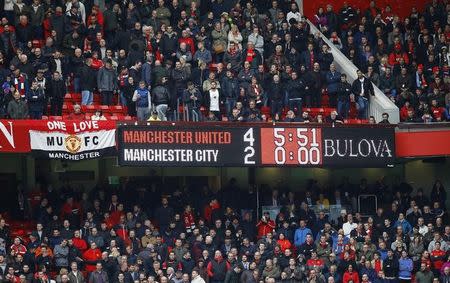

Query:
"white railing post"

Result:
[[307, 20, 400, 123]]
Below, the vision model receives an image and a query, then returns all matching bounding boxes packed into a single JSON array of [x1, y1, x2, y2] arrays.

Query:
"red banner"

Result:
[[0, 120, 116, 153], [395, 130, 450, 158]]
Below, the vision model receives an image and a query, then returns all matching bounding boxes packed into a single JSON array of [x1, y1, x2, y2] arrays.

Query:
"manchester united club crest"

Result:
[[65, 135, 82, 154]]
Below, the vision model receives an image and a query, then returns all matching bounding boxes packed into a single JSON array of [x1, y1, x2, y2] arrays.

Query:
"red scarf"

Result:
[[246, 48, 255, 62]]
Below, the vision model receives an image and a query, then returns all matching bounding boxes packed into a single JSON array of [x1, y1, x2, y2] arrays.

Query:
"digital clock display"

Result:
[[260, 128, 322, 165]]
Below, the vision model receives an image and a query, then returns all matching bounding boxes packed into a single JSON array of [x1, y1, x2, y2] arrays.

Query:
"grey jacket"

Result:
[[97, 67, 117, 92], [53, 244, 69, 267], [7, 99, 28, 119], [68, 271, 86, 283]]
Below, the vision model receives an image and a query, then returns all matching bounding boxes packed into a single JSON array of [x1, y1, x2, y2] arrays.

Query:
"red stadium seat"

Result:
[[110, 105, 124, 114], [70, 93, 82, 103], [115, 114, 125, 120], [64, 93, 72, 101], [99, 105, 110, 112], [84, 105, 97, 113], [50, 116, 63, 120]]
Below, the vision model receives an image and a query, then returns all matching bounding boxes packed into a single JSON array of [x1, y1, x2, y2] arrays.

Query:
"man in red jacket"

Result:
[[343, 264, 360, 283], [82, 242, 101, 272], [431, 99, 445, 121], [256, 212, 275, 238], [72, 230, 87, 252]]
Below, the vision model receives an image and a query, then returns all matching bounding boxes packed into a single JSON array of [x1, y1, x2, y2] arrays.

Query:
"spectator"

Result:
[[152, 77, 170, 121], [415, 262, 434, 283], [379, 113, 391, 124], [255, 212, 275, 239], [91, 109, 107, 121], [268, 74, 284, 120], [79, 57, 96, 106], [48, 71, 67, 116], [7, 88, 28, 119], [97, 59, 118, 105], [68, 104, 85, 120], [132, 81, 151, 121], [88, 262, 109, 283], [351, 70, 374, 119]]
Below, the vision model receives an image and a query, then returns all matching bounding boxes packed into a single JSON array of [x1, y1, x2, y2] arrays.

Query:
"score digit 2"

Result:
[[260, 127, 323, 166]]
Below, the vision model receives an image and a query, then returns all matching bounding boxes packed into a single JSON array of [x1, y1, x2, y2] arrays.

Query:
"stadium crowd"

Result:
[[0, 0, 449, 123], [0, 177, 448, 283]]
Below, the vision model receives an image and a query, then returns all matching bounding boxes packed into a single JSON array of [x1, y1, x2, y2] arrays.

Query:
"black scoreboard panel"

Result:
[[117, 124, 395, 167]]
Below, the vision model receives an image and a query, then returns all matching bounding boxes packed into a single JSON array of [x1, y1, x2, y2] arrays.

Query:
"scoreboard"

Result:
[[118, 124, 395, 167]]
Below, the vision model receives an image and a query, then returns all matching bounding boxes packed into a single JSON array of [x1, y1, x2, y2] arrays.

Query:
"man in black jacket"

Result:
[[351, 70, 374, 119], [286, 71, 305, 115], [269, 74, 284, 120], [304, 63, 324, 108], [47, 71, 67, 116], [182, 82, 202, 121], [337, 74, 352, 118], [80, 57, 96, 105], [152, 77, 170, 121]]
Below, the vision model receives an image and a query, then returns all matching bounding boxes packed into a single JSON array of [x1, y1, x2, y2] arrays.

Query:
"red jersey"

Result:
[[82, 248, 102, 272], [431, 249, 446, 270], [183, 212, 196, 232], [343, 271, 360, 283], [10, 244, 26, 256], [72, 237, 87, 252], [306, 258, 324, 269], [256, 219, 275, 238]]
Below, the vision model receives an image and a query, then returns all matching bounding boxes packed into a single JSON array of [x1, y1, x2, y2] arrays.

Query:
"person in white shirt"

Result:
[[66, 0, 86, 24], [207, 81, 222, 120], [286, 3, 302, 25], [91, 110, 107, 121], [191, 269, 205, 283], [417, 218, 428, 236], [247, 26, 264, 56], [342, 214, 357, 237]]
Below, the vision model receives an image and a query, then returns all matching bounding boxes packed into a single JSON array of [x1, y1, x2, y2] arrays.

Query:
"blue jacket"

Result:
[[294, 227, 312, 247], [326, 71, 341, 93], [135, 88, 150, 108], [398, 258, 413, 279], [394, 219, 412, 234], [141, 62, 152, 87], [378, 248, 388, 260]]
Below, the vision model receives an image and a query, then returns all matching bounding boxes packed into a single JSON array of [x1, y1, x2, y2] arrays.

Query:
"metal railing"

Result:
[[358, 194, 378, 216], [307, 20, 400, 123]]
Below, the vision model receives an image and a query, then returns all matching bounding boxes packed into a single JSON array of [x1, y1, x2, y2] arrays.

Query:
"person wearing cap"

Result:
[[388, 43, 409, 66], [147, 110, 161, 121]]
